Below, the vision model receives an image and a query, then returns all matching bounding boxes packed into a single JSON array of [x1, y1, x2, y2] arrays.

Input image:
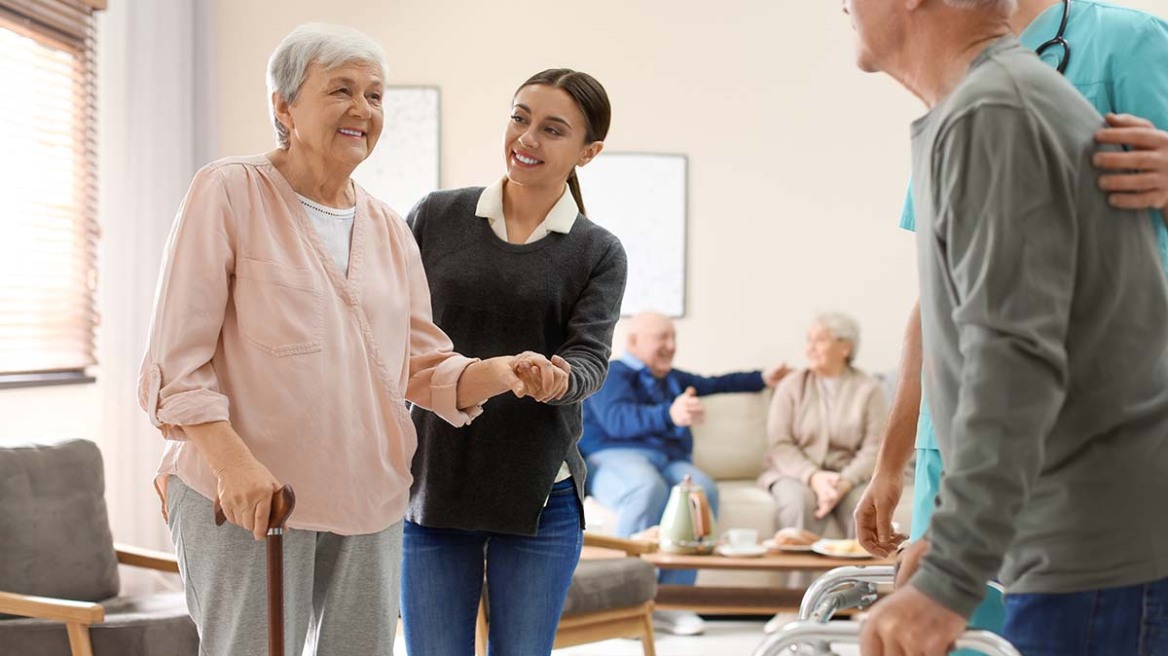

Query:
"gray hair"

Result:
[[266, 23, 388, 149], [942, 0, 1017, 13], [813, 312, 862, 366]]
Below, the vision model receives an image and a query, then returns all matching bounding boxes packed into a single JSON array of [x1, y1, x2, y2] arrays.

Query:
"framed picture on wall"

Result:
[[353, 86, 440, 217], [576, 152, 688, 317]]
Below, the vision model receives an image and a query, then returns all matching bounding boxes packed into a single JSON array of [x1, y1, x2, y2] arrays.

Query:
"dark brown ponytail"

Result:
[[567, 170, 586, 215], [516, 69, 611, 216]]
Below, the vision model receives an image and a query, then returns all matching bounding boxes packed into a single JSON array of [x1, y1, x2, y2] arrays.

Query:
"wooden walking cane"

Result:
[[214, 486, 297, 656]]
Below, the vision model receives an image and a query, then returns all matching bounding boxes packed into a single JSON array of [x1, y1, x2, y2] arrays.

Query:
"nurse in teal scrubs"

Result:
[[882, 0, 1168, 649]]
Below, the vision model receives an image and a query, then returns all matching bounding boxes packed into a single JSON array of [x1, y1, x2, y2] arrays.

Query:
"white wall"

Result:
[[0, 385, 98, 441]]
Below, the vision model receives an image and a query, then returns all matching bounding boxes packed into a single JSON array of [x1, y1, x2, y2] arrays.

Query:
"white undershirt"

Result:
[[818, 376, 843, 406], [297, 194, 356, 276]]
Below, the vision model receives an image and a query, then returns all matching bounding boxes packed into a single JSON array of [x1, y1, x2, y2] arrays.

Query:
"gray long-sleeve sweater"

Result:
[[405, 188, 628, 536], [910, 36, 1168, 617]]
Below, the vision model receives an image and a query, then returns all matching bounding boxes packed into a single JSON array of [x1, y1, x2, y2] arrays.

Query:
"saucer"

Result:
[[715, 544, 767, 558]]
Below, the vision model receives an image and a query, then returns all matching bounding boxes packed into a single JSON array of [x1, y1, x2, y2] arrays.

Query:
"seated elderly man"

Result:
[[758, 313, 886, 542], [580, 311, 787, 636], [842, 0, 1168, 653]]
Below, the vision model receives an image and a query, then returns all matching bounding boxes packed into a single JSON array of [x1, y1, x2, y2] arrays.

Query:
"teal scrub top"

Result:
[[901, 0, 1168, 450]]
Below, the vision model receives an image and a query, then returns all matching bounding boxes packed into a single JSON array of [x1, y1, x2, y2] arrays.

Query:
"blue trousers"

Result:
[[1003, 577, 1168, 655], [586, 447, 719, 586], [400, 479, 583, 656]]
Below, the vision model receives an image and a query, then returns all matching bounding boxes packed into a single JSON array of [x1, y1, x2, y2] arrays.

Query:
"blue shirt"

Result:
[[900, 0, 1168, 449], [579, 354, 766, 462]]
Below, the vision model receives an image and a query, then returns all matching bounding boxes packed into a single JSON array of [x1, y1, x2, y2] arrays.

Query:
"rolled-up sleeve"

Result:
[[400, 226, 482, 427], [137, 167, 236, 439]]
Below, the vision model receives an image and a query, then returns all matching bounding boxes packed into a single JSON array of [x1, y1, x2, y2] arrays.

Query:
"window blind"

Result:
[[0, 0, 102, 376]]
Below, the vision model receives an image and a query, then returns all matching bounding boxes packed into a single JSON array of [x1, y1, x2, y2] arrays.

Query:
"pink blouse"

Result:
[[138, 155, 481, 535]]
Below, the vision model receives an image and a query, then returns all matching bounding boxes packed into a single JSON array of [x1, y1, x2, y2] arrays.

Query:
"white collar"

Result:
[[474, 177, 579, 235]]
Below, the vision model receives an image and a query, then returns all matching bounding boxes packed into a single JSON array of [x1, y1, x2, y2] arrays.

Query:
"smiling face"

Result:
[[503, 83, 600, 190], [627, 313, 677, 378], [273, 60, 384, 171], [805, 323, 853, 375]]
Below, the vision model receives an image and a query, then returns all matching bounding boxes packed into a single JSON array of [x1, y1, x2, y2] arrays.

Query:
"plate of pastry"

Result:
[[763, 527, 820, 553]]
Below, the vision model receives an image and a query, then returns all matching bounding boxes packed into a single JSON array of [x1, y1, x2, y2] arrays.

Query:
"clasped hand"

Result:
[[509, 352, 571, 402]]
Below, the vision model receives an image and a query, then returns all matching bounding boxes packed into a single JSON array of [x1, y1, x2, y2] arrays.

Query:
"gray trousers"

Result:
[[166, 477, 401, 656], [770, 477, 866, 538]]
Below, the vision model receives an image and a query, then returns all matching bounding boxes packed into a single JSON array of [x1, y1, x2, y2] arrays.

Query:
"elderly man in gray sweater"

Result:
[[840, 0, 1168, 654]]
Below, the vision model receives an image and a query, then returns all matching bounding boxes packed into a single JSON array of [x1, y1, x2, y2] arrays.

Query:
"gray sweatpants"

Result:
[[166, 477, 401, 656], [771, 478, 866, 539]]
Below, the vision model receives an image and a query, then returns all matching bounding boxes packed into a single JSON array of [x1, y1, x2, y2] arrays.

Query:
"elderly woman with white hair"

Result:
[[757, 312, 887, 539], [138, 23, 554, 655]]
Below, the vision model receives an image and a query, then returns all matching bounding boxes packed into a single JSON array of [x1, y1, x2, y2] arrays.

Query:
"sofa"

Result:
[[584, 379, 916, 589]]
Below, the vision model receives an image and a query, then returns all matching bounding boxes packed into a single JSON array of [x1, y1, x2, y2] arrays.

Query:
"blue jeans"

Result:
[[586, 447, 720, 586], [1002, 577, 1168, 656], [400, 479, 583, 656]]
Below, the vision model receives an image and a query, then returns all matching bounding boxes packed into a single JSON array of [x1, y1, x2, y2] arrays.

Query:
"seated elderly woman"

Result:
[[137, 23, 560, 655], [757, 312, 887, 538]]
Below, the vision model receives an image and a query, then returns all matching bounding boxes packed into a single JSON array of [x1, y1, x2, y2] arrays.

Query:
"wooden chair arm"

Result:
[[0, 590, 105, 624], [115, 543, 180, 574], [583, 532, 659, 555]]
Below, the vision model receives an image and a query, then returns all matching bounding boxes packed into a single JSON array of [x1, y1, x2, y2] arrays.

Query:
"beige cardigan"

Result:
[[139, 155, 479, 536], [757, 367, 887, 491]]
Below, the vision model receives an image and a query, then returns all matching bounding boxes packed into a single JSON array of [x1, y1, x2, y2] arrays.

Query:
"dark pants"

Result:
[[1002, 577, 1168, 655]]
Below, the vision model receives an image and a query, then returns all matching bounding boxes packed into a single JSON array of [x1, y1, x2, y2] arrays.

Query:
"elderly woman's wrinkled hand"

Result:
[[810, 470, 843, 519], [512, 352, 570, 402], [213, 455, 282, 541]]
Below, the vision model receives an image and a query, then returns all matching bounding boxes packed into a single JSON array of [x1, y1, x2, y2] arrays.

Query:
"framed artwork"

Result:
[[353, 86, 440, 218], [576, 152, 688, 317]]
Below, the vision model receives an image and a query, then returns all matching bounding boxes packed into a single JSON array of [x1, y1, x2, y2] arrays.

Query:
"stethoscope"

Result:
[[1034, 0, 1072, 74]]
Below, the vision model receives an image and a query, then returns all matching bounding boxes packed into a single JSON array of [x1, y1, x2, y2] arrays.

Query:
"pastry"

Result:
[[773, 527, 820, 546]]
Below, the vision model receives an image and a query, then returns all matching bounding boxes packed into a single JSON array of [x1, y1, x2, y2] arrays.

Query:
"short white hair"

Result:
[[813, 312, 862, 366], [266, 23, 388, 148], [942, 0, 1017, 13]]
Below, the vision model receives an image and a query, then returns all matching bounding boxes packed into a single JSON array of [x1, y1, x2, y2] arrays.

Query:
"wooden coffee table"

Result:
[[640, 550, 896, 615]]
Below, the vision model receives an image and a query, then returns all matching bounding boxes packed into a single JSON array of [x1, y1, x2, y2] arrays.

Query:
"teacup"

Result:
[[724, 528, 758, 549]]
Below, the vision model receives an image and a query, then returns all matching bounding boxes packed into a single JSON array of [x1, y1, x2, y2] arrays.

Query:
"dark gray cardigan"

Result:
[[405, 187, 628, 536]]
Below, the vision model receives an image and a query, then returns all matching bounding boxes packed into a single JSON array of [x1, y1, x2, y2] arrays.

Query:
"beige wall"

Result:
[[211, 0, 921, 376], [9, 0, 1167, 439], [210, 0, 1164, 378]]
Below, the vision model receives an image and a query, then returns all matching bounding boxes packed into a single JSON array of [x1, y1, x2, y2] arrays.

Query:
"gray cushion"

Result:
[[0, 592, 198, 656], [562, 558, 657, 616], [0, 439, 120, 603]]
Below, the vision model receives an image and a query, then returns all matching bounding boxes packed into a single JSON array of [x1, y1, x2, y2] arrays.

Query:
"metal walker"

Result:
[[751, 565, 1020, 656]]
